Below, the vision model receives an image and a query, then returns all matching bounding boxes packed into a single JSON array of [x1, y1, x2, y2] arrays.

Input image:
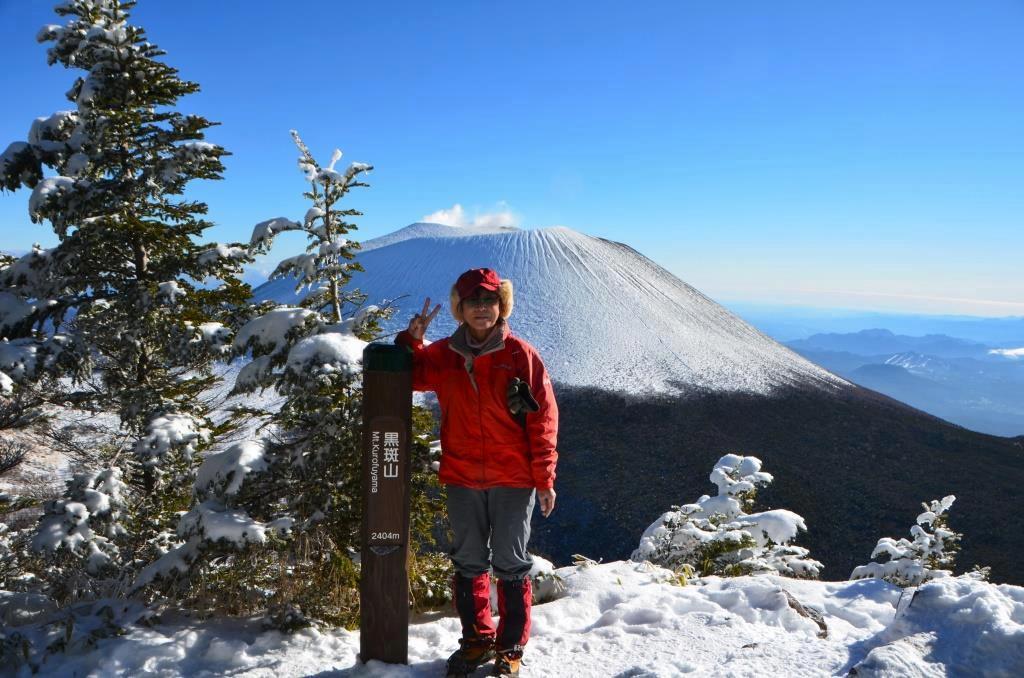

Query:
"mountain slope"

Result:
[[542, 383, 1024, 582], [255, 225, 846, 395]]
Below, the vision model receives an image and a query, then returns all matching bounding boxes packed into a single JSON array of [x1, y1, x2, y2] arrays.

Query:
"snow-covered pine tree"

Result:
[[135, 131, 447, 625], [851, 495, 961, 587], [234, 130, 379, 552], [632, 454, 822, 578], [0, 0, 251, 597]]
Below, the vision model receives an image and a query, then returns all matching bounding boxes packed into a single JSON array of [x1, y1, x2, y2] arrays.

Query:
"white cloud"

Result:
[[473, 209, 518, 229], [421, 203, 519, 229], [989, 347, 1024, 359], [421, 204, 467, 227]]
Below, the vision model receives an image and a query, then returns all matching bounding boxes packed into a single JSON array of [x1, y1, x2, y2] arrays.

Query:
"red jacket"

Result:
[[395, 324, 558, 490]]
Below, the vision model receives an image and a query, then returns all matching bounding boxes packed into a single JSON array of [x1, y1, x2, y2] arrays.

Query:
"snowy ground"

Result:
[[6, 560, 1023, 677]]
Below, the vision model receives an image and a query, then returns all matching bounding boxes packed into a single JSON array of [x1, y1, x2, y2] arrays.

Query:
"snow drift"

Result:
[[6, 561, 1022, 677]]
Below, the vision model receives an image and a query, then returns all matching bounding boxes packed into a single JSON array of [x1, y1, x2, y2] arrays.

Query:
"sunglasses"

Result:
[[463, 295, 500, 308]]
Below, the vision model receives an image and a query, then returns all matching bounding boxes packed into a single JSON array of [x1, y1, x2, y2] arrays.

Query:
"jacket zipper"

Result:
[[477, 355, 487, 486]]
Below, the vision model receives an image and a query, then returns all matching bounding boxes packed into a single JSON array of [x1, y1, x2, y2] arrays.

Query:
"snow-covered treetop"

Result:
[[916, 495, 955, 527], [686, 454, 776, 522], [709, 454, 774, 501], [31, 466, 128, 575], [247, 130, 372, 324], [6, 0, 230, 215], [852, 495, 961, 587]]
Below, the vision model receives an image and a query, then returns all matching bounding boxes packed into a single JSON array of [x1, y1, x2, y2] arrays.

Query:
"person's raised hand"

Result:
[[407, 297, 441, 341]]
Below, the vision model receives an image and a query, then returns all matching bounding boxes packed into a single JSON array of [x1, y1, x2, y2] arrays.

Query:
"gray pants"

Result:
[[446, 485, 536, 581]]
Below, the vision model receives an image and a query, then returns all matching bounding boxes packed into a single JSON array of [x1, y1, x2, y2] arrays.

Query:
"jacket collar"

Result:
[[449, 319, 509, 362]]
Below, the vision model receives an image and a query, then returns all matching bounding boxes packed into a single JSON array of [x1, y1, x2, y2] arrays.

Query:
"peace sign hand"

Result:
[[408, 298, 441, 341]]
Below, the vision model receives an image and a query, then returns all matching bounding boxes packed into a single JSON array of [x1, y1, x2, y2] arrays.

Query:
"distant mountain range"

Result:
[[786, 330, 1024, 437], [729, 305, 1024, 346], [787, 329, 993, 359], [255, 224, 1024, 583]]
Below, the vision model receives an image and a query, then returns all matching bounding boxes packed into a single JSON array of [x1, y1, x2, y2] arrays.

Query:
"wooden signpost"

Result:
[[360, 343, 413, 664]]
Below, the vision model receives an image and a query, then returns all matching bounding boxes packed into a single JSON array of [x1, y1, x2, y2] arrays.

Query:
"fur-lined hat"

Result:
[[449, 268, 514, 323]]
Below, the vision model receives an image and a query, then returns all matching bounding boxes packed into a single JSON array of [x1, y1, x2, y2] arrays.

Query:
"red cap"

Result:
[[455, 268, 501, 301]]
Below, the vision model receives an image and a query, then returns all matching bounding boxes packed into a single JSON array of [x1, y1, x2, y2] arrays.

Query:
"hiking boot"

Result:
[[447, 638, 496, 676], [491, 649, 522, 677]]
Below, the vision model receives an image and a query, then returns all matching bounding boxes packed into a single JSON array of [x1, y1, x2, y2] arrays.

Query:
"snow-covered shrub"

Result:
[[0, 597, 154, 673], [632, 454, 822, 578], [526, 555, 568, 604], [409, 551, 455, 612], [17, 468, 129, 604], [0, 521, 18, 585], [0, 454, 46, 594], [32, 468, 127, 573], [130, 439, 289, 597], [851, 495, 961, 587], [263, 602, 314, 633]]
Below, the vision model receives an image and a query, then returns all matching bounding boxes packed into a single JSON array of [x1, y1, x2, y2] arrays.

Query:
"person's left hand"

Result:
[[507, 378, 540, 415], [538, 488, 556, 518]]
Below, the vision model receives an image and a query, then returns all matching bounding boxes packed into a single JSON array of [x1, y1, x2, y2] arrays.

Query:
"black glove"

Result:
[[507, 377, 540, 416]]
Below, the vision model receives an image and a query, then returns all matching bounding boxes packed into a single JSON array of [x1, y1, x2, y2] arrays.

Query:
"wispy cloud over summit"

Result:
[[421, 203, 518, 229]]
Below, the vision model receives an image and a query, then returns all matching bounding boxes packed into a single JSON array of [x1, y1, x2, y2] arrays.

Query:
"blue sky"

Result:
[[1, 0, 1022, 316]]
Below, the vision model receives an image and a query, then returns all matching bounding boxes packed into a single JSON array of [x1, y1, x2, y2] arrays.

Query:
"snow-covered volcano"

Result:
[[253, 224, 847, 395]]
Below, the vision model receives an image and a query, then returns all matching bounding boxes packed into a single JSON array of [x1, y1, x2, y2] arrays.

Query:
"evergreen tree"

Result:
[[0, 0, 251, 597], [237, 130, 378, 547], [135, 132, 447, 626], [851, 495, 962, 587]]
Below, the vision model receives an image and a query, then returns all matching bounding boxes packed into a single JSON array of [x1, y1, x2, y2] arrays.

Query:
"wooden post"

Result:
[[360, 343, 413, 664]]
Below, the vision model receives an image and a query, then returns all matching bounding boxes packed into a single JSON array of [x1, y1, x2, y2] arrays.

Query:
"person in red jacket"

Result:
[[395, 268, 558, 678]]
